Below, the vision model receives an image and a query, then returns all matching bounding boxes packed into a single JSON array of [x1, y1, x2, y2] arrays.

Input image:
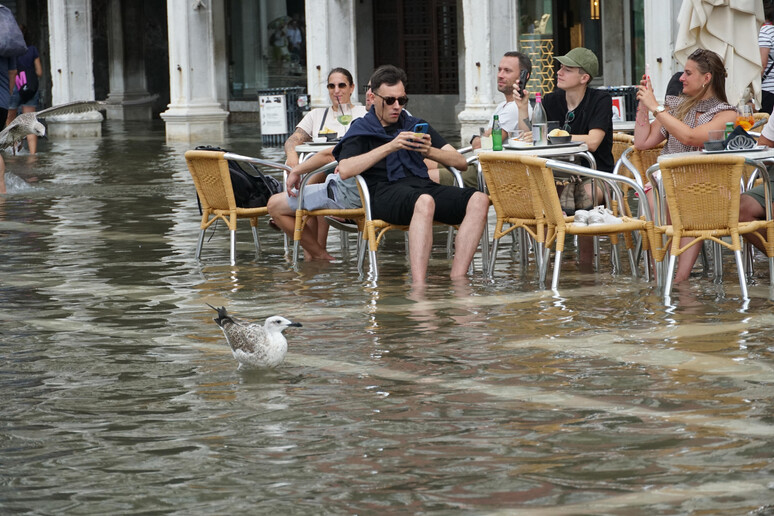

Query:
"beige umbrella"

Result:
[[674, 0, 764, 106]]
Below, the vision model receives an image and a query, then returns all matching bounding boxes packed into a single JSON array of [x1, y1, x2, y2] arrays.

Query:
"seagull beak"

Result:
[[288, 322, 302, 328]]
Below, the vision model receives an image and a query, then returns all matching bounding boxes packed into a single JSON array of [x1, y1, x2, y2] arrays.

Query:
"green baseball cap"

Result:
[[555, 47, 599, 78]]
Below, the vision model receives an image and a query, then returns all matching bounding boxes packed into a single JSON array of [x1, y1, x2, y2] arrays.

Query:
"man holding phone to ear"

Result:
[[470, 51, 533, 149], [334, 65, 489, 285]]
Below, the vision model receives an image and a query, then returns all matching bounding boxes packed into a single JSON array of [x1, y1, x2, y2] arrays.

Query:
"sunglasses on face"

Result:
[[374, 92, 409, 106], [562, 110, 575, 132], [327, 82, 349, 90]]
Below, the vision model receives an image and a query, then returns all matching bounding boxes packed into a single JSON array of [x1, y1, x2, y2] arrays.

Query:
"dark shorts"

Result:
[[370, 175, 477, 226], [743, 181, 774, 209]]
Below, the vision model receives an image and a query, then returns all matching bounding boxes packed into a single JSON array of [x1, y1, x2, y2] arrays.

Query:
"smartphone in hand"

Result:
[[413, 122, 429, 134], [517, 69, 529, 97]]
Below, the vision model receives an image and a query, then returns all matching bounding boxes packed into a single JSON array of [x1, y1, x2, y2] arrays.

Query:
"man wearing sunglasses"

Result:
[[334, 65, 489, 285]]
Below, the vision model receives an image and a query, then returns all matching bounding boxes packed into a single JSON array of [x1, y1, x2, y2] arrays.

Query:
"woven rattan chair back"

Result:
[[628, 141, 665, 184], [185, 149, 268, 264], [612, 133, 634, 165], [658, 155, 745, 247], [478, 152, 545, 276]]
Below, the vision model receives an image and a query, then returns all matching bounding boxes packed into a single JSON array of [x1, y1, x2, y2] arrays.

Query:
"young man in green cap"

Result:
[[516, 47, 614, 264]]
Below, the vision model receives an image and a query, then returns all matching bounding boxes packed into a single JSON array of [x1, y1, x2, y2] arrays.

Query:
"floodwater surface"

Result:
[[2, 121, 774, 514]]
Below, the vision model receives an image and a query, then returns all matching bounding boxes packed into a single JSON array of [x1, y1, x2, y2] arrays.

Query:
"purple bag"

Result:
[[0, 6, 26, 57]]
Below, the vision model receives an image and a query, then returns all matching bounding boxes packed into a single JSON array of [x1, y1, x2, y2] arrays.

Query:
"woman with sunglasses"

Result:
[[283, 67, 367, 168], [635, 48, 736, 283]]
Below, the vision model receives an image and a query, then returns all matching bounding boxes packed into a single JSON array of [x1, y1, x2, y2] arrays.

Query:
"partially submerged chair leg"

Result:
[[196, 229, 205, 260], [230, 230, 237, 266], [251, 224, 260, 259], [734, 250, 749, 299]]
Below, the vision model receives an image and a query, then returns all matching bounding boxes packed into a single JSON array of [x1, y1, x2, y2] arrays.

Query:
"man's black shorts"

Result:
[[369, 175, 477, 226]]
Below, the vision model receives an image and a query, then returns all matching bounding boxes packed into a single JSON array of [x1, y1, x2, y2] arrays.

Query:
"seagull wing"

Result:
[[0, 114, 39, 150], [36, 100, 106, 119]]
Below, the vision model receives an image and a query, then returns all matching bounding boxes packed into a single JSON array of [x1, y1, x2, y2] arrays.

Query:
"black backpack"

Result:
[[194, 146, 282, 210]]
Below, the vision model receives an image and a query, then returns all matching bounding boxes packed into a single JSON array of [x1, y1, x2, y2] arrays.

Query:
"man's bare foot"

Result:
[[303, 251, 334, 261]]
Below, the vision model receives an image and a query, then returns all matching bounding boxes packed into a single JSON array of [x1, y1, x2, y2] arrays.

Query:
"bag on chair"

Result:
[[0, 6, 26, 57], [193, 146, 282, 211]]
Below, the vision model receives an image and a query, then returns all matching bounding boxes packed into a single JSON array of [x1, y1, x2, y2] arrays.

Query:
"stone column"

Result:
[[105, 0, 152, 120], [160, 0, 229, 142], [304, 0, 359, 108], [46, 0, 103, 138], [457, 0, 518, 143], [644, 0, 681, 101]]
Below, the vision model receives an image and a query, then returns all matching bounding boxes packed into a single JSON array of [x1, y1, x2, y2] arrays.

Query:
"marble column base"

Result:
[[160, 105, 229, 142], [46, 111, 104, 138], [458, 105, 498, 144]]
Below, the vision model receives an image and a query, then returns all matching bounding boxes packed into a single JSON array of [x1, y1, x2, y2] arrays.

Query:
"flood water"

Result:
[[2, 120, 774, 514]]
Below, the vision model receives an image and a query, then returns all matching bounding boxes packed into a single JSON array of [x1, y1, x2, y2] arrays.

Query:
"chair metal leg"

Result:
[[488, 238, 500, 278], [292, 239, 301, 266], [479, 224, 489, 273], [341, 229, 350, 255], [356, 233, 366, 273], [251, 226, 260, 258], [195, 229, 205, 260], [551, 249, 562, 290], [664, 254, 677, 301], [611, 242, 621, 273], [643, 250, 651, 282], [369, 249, 378, 280], [734, 250, 749, 299], [769, 256, 774, 288], [627, 248, 638, 279], [446, 227, 454, 259], [539, 245, 551, 285], [713, 242, 723, 283], [593, 235, 600, 271], [230, 230, 236, 266], [518, 229, 528, 268]]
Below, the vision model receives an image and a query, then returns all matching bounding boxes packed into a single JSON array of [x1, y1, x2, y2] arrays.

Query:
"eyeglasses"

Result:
[[374, 92, 409, 106], [362, 84, 371, 93], [562, 110, 575, 132], [327, 82, 349, 90]]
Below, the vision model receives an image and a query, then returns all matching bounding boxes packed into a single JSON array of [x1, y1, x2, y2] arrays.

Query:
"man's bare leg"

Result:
[[408, 194, 435, 285], [451, 192, 488, 278]]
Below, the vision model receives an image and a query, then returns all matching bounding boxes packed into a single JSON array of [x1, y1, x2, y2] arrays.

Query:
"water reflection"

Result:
[[1, 120, 774, 513]]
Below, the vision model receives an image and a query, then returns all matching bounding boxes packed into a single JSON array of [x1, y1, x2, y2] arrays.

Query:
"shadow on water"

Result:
[[2, 120, 774, 514]]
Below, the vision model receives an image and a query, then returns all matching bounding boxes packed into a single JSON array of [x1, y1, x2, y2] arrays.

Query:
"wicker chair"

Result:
[[478, 152, 546, 277], [185, 150, 287, 265], [648, 154, 774, 300], [522, 155, 652, 289]]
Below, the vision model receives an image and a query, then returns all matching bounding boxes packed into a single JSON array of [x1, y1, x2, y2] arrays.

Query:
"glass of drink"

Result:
[[735, 104, 754, 131], [337, 100, 352, 128]]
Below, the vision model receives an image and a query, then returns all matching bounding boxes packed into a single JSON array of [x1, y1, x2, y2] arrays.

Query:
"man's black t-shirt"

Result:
[[543, 87, 614, 172], [336, 119, 448, 188]]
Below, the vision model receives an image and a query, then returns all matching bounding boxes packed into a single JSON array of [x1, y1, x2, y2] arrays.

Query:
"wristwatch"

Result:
[[652, 105, 666, 117], [469, 135, 480, 145]]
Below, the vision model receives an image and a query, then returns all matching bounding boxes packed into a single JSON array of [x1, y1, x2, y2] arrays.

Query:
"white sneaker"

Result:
[[573, 209, 590, 226], [587, 205, 622, 226]]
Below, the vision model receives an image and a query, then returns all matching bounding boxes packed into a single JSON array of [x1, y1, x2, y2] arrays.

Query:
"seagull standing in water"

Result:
[[207, 305, 302, 369]]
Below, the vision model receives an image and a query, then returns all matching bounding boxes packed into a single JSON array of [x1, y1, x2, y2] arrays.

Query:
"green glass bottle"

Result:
[[492, 115, 503, 151], [724, 122, 734, 139]]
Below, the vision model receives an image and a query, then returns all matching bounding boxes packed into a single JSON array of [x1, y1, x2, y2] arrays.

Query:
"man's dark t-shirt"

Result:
[[543, 87, 614, 172], [336, 118, 448, 189]]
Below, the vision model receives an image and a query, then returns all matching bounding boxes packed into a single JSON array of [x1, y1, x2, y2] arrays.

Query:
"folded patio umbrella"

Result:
[[674, 0, 764, 106]]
